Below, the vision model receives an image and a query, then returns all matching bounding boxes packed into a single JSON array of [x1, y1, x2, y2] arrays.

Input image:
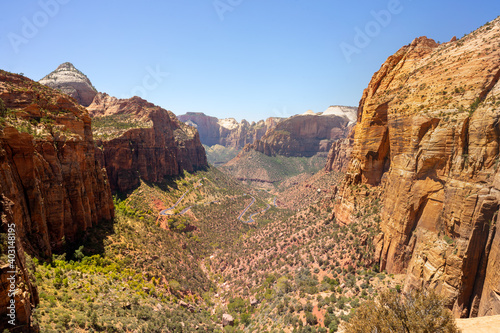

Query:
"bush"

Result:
[[343, 289, 458, 333], [305, 311, 318, 326]]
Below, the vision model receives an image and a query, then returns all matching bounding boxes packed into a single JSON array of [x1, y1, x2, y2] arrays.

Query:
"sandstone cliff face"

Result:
[[334, 18, 500, 317], [0, 196, 39, 333], [89, 94, 208, 193], [324, 125, 355, 173], [245, 113, 352, 157], [39, 62, 97, 107], [177, 112, 282, 149], [0, 70, 114, 257], [0, 70, 114, 331]]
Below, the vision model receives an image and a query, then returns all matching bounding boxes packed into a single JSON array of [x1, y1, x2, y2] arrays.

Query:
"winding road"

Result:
[[238, 195, 277, 224], [159, 179, 278, 224], [159, 179, 204, 216]]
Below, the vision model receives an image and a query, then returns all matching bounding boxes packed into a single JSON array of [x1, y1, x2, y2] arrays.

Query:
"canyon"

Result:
[[1, 16, 500, 333]]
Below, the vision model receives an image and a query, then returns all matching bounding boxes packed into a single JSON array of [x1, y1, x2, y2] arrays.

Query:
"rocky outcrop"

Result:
[[0, 70, 114, 331], [325, 125, 355, 173], [39, 62, 97, 107], [177, 112, 282, 149], [222, 313, 234, 326], [89, 94, 208, 193], [244, 113, 352, 157], [333, 18, 500, 317], [322, 105, 358, 124]]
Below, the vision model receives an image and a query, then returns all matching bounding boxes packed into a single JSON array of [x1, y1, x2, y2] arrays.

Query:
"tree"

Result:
[[305, 312, 318, 326], [343, 289, 458, 333]]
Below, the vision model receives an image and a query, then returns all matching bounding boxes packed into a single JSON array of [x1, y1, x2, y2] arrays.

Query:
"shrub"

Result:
[[343, 289, 458, 333]]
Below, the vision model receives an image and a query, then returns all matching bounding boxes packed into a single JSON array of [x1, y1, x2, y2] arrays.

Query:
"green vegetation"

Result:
[[204, 144, 240, 166], [92, 114, 153, 139], [344, 289, 458, 333], [468, 97, 482, 116], [222, 150, 327, 188]]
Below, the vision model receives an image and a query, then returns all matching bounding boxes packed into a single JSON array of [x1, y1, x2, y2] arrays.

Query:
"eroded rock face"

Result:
[[177, 112, 282, 149], [39, 62, 97, 107], [0, 70, 114, 331], [90, 95, 208, 193], [0, 196, 39, 333], [245, 113, 352, 157], [334, 18, 500, 317], [325, 125, 355, 173], [0, 70, 114, 257]]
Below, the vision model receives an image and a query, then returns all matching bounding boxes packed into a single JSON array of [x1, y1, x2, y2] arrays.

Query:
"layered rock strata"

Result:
[[0, 70, 114, 257], [333, 18, 500, 317], [89, 93, 208, 193], [178, 112, 282, 149], [244, 113, 352, 157], [39, 62, 97, 107], [0, 70, 114, 331], [324, 126, 355, 173]]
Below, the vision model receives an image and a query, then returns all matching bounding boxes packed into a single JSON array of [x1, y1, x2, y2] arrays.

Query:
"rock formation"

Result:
[[333, 18, 500, 317], [0, 70, 114, 331], [39, 62, 97, 107], [324, 125, 355, 173], [322, 105, 358, 124], [89, 93, 208, 193], [244, 112, 353, 157], [0, 196, 39, 333], [177, 112, 282, 149]]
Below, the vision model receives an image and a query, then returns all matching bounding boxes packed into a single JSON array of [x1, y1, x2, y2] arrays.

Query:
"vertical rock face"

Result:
[[0, 71, 114, 257], [0, 196, 39, 333], [0, 70, 114, 331], [334, 18, 500, 317], [39, 62, 97, 107], [324, 125, 355, 173], [89, 93, 208, 193], [245, 113, 353, 157], [177, 112, 282, 149]]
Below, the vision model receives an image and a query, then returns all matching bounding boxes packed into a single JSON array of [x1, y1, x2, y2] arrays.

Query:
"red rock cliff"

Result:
[[178, 112, 283, 149], [245, 114, 351, 157], [89, 93, 208, 193], [0, 70, 114, 331], [334, 18, 500, 318]]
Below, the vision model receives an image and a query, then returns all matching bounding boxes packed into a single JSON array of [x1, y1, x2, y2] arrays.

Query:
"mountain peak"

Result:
[[39, 62, 97, 106], [56, 62, 77, 71]]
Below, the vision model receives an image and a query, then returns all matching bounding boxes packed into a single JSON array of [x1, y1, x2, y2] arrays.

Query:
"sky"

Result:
[[0, 1, 499, 122]]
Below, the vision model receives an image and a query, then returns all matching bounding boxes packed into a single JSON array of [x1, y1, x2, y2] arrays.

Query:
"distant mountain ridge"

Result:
[[243, 111, 355, 158], [177, 112, 282, 149]]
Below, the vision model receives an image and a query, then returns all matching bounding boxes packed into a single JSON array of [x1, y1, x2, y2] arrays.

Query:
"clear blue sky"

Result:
[[1, 1, 499, 122]]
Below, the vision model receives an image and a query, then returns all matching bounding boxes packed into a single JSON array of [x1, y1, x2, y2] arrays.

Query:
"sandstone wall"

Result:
[[334, 19, 500, 317], [90, 96, 208, 193], [247, 114, 351, 157], [0, 70, 114, 331], [178, 112, 281, 149]]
